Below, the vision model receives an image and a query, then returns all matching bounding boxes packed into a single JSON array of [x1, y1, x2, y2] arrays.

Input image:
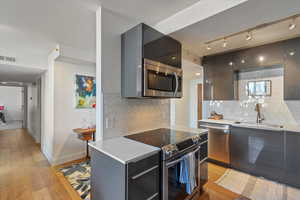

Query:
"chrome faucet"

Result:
[[255, 103, 264, 124]]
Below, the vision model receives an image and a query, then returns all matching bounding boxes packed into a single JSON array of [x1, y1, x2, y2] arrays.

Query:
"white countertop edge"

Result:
[[200, 119, 300, 132], [89, 138, 160, 164]]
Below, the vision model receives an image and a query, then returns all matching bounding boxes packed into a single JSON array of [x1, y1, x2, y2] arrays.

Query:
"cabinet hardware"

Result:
[[146, 192, 158, 200], [131, 165, 158, 180]]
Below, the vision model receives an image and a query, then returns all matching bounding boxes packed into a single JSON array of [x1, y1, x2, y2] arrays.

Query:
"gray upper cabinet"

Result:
[[202, 36, 300, 100], [202, 53, 235, 100], [282, 38, 300, 100], [234, 42, 285, 71], [121, 23, 182, 98]]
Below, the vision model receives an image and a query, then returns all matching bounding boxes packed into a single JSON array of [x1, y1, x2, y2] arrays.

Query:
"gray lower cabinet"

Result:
[[127, 154, 160, 200], [230, 127, 285, 182], [284, 131, 300, 188], [91, 149, 160, 200]]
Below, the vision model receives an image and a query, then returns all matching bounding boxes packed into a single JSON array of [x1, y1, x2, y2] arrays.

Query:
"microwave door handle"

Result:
[[173, 72, 179, 97]]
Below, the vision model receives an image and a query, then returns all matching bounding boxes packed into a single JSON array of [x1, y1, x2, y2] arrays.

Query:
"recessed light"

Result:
[[258, 56, 265, 62], [171, 56, 176, 60], [195, 72, 201, 76], [241, 59, 245, 64], [229, 62, 233, 66]]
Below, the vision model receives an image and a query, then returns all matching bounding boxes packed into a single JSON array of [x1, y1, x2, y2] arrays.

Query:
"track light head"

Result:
[[223, 39, 227, 48], [206, 44, 211, 50], [289, 18, 296, 30], [246, 32, 252, 41]]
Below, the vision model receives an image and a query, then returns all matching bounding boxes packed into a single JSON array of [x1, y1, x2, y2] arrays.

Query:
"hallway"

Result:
[[0, 129, 74, 200]]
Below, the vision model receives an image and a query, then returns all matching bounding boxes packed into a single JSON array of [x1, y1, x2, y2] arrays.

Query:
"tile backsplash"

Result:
[[103, 93, 170, 139], [203, 67, 300, 125], [203, 100, 300, 125]]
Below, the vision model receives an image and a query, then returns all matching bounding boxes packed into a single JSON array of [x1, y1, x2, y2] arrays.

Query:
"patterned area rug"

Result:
[[60, 161, 91, 200], [216, 169, 300, 200]]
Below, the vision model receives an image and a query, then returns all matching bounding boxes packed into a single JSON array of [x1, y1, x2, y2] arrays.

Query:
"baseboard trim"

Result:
[[51, 151, 86, 166], [42, 146, 53, 164]]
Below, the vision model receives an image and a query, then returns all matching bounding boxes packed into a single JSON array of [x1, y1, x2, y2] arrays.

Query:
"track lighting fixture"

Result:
[[223, 38, 227, 48], [289, 18, 296, 30], [246, 32, 252, 41], [206, 44, 211, 50]]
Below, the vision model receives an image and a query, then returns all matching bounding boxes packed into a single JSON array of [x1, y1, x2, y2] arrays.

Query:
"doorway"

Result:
[[0, 84, 25, 130], [198, 84, 203, 121]]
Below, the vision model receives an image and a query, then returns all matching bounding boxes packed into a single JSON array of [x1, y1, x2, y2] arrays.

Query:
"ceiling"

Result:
[[0, 0, 100, 56], [99, 0, 201, 26], [170, 0, 300, 57], [0, 64, 45, 83], [0, 0, 201, 58]]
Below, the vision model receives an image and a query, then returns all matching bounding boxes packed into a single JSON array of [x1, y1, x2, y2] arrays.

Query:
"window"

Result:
[[247, 80, 272, 96]]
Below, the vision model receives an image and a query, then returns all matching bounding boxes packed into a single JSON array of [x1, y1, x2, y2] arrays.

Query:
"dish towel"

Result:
[[179, 151, 197, 194]]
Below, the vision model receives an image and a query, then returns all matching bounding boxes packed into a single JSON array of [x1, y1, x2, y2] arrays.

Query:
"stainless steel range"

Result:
[[125, 128, 208, 200]]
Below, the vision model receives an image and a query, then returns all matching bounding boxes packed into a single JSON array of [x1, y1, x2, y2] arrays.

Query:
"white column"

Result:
[[96, 6, 103, 141]]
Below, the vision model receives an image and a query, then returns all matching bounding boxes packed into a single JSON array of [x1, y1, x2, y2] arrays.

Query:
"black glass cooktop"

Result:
[[125, 128, 198, 148]]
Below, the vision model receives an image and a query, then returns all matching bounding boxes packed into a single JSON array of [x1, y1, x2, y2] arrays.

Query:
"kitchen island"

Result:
[[89, 127, 208, 200]]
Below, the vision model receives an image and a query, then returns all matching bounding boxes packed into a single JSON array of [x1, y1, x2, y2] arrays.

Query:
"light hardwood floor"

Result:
[[0, 128, 77, 200], [197, 163, 248, 200], [0, 128, 245, 200]]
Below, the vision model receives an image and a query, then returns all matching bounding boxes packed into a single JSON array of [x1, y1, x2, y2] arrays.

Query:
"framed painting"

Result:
[[75, 75, 96, 109]]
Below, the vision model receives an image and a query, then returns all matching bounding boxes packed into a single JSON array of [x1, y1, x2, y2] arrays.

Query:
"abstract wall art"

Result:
[[75, 75, 96, 109]]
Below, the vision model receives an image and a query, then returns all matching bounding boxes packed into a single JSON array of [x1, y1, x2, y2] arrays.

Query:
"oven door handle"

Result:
[[166, 146, 200, 168], [173, 72, 179, 97]]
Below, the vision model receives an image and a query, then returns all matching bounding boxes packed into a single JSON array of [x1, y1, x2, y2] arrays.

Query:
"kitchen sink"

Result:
[[233, 121, 284, 131]]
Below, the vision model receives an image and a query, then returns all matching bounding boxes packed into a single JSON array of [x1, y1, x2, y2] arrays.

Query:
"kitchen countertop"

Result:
[[169, 125, 208, 134], [89, 137, 160, 164], [89, 126, 208, 164], [199, 119, 236, 125], [199, 119, 300, 132]]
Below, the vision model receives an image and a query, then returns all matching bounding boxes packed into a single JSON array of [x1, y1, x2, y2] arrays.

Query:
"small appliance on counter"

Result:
[[121, 23, 182, 98], [208, 111, 223, 120], [125, 128, 208, 200]]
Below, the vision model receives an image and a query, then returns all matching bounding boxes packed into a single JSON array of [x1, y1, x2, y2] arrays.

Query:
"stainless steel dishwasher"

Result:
[[199, 122, 230, 165]]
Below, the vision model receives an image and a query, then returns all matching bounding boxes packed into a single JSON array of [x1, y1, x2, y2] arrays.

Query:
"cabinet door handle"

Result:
[[146, 192, 158, 200], [131, 165, 158, 180]]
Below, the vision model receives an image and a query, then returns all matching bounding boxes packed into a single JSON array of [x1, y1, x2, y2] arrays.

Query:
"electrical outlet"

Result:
[[105, 117, 109, 129]]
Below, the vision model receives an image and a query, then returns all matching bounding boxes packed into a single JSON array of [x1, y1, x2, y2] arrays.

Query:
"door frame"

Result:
[[0, 83, 27, 129]]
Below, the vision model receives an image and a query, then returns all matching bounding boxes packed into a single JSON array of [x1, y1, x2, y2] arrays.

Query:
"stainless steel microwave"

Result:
[[121, 23, 182, 98], [143, 59, 182, 98]]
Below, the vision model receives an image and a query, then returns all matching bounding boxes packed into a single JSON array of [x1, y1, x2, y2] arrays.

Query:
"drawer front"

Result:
[[128, 153, 159, 177], [200, 142, 208, 161], [128, 165, 159, 200]]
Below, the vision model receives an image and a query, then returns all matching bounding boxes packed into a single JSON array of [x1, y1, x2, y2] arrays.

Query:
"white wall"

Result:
[[53, 61, 96, 164], [100, 8, 170, 139], [171, 60, 202, 128], [0, 86, 24, 130], [27, 81, 41, 143]]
